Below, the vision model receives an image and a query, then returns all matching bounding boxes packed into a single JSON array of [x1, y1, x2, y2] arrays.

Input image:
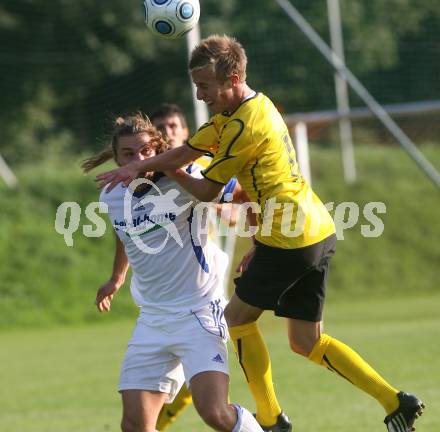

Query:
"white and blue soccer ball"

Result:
[[143, 0, 200, 39]]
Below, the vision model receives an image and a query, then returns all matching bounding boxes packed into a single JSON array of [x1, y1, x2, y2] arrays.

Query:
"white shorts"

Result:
[[119, 299, 229, 402]]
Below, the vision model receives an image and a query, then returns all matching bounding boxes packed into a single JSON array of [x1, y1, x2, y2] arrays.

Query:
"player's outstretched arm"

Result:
[[165, 168, 223, 202], [95, 145, 202, 191], [95, 234, 129, 312]]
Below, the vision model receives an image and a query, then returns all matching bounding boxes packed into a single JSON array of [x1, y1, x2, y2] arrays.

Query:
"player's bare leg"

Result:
[[225, 293, 263, 326], [286, 318, 322, 356], [190, 371, 264, 431], [121, 389, 168, 432]]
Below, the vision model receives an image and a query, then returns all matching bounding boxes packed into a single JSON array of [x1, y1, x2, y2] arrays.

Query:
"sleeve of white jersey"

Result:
[[98, 187, 110, 207]]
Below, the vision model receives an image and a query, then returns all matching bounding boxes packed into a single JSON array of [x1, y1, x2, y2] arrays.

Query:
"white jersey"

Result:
[[100, 163, 230, 316]]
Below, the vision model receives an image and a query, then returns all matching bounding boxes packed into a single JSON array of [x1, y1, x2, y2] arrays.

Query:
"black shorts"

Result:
[[234, 234, 336, 322]]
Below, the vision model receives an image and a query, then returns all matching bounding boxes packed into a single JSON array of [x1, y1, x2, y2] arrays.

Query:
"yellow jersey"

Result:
[[187, 92, 335, 249]]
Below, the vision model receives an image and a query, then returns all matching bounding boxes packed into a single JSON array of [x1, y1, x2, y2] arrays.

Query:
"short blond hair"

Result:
[[189, 35, 247, 83]]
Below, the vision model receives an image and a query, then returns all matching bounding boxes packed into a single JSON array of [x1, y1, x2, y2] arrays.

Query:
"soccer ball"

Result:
[[142, 0, 200, 40]]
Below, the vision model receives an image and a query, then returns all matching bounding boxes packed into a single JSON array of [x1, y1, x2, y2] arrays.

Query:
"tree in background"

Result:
[[0, 0, 438, 164]]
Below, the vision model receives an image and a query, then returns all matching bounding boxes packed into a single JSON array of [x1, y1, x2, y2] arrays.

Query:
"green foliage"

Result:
[[0, 1, 439, 164], [0, 0, 190, 161], [0, 156, 138, 328], [309, 144, 440, 296]]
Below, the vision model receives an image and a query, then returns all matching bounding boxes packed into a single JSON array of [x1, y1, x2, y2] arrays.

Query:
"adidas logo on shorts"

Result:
[[212, 354, 224, 364]]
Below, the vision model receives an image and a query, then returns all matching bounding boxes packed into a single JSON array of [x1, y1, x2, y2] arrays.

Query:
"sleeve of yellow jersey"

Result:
[[202, 119, 252, 185], [187, 120, 219, 156]]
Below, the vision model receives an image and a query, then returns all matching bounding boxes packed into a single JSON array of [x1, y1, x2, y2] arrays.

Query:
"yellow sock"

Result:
[[229, 322, 282, 426], [156, 384, 192, 431], [309, 334, 399, 414]]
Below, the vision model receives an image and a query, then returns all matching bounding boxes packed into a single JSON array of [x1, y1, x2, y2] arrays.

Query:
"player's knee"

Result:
[[224, 294, 263, 327], [120, 416, 141, 432], [120, 418, 132, 432], [289, 338, 312, 357], [224, 305, 239, 326], [224, 304, 250, 327], [198, 405, 228, 430]]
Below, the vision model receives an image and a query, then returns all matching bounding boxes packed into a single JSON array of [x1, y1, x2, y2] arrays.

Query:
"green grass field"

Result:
[[1, 293, 439, 432]]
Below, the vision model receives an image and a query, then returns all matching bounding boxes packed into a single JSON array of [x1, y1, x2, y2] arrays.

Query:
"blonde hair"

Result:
[[189, 35, 247, 83], [81, 113, 169, 173]]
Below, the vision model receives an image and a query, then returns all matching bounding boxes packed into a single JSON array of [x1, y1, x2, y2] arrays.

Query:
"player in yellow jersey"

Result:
[[97, 36, 424, 432]]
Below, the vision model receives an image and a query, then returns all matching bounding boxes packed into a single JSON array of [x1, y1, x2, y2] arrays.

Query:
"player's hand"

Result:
[[95, 161, 142, 192], [236, 245, 256, 273], [217, 203, 239, 226], [95, 280, 121, 313]]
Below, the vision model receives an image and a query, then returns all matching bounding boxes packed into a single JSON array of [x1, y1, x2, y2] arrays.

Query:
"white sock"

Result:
[[232, 404, 264, 432]]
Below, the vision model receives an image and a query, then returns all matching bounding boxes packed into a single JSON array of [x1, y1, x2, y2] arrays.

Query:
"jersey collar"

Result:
[[132, 172, 166, 198], [221, 91, 258, 117]]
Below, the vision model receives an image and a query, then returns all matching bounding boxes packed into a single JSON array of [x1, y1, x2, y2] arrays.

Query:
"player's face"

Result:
[[153, 114, 188, 149], [116, 134, 156, 170], [191, 66, 235, 114]]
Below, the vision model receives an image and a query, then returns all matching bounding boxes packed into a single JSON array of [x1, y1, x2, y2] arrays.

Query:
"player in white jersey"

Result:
[[82, 113, 264, 432], [150, 103, 246, 431], [100, 167, 226, 316]]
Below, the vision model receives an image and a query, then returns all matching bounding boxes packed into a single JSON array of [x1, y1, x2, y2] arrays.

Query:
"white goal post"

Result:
[[0, 154, 17, 189]]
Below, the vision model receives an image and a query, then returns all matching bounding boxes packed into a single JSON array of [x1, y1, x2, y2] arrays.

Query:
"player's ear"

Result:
[[229, 73, 241, 87], [114, 151, 123, 167]]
